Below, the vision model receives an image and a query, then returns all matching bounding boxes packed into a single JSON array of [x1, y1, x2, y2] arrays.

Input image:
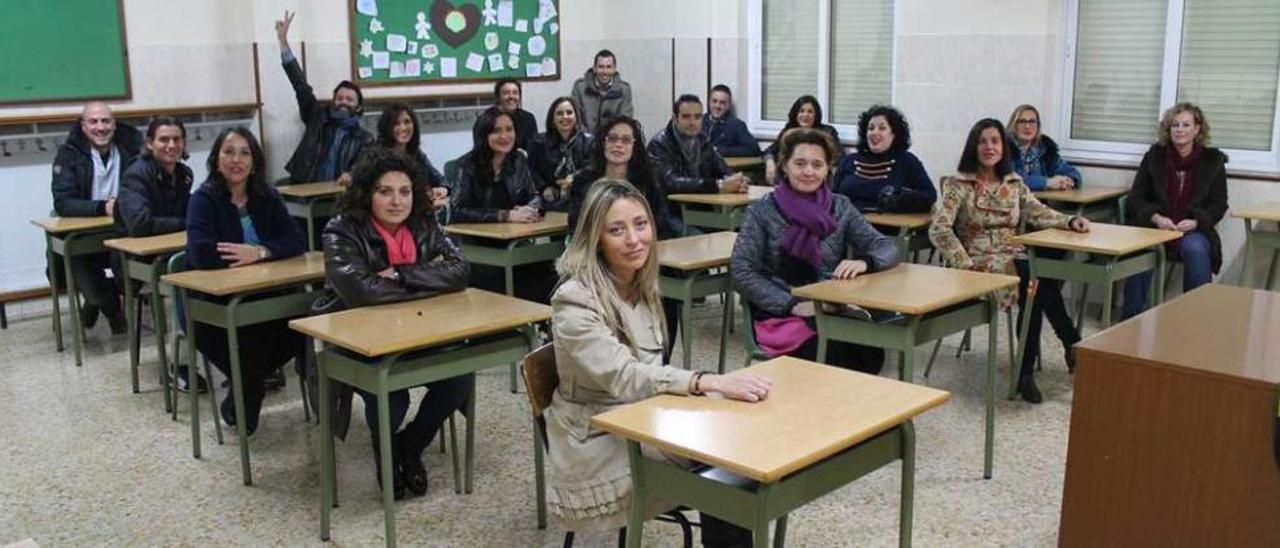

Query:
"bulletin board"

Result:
[[348, 0, 561, 86], [0, 0, 131, 105]]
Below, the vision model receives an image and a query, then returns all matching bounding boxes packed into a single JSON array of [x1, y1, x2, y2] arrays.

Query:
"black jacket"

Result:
[[702, 113, 761, 158], [648, 122, 732, 195], [529, 130, 592, 192], [51, 121, 144, 217], [451, 152, 542, 223], [282, 56, 373, 183], [316, 215, 470, 313], [115, 155, 193, 237], [1126, 144, 1230, 273], [509, 108, 539, 153], [185, 181, 306, 270], [566, 167, 680, 241]]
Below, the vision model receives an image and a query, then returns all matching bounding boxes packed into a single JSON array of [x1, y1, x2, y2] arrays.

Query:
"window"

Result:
[[1063, 0, 1280, 172], [749, 0, 897, 141]]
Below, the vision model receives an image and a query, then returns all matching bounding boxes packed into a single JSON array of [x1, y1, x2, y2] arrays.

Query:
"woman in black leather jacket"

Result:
[[529, 96, 591, 210], [320, 146, 471, 499]]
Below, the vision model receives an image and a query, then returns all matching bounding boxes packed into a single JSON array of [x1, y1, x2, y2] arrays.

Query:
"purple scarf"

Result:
[[773, 178, 837, 269]]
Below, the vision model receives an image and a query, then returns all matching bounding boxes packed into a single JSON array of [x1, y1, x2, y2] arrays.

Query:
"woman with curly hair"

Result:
[[833, 104, 936, 213]]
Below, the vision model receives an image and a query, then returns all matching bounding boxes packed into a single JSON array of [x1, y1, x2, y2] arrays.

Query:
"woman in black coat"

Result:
[[320, 147, 472, 499]]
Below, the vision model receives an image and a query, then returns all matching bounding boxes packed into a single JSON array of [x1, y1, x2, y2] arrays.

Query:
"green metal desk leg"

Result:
[[899, 316, 922, 382], [815, 307, 829, 365], [464, 379, 477, 494], [900, 420, 917, 547], [985, 300, 997, 479], [533, 419, 547, 529], [1100, 256, 1117, 329], [752, 483, 773, 546], [1241, 219, 1254, 287], [319, 350, 334, 541], [226, 296, 253, 485], [184, 289, 202, 459], [306, 212, 316, 251], [625, 440, 647, 548], [151, 262, 172, 413], [680, 296, 694, 370], [774, 514, 788, 548], [1154, 245, 1168, 307], [1013, 259, 1037, 401], [376, 370, 398, 547], [62, 233, 86, 366], [1267, 249, 1279, 290], [505, 240, 519, 393], [124, 259, 140, 392], [718, 288, 731, 374], [48, 235, 64, 352]]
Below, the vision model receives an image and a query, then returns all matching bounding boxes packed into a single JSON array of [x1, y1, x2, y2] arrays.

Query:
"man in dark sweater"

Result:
[[648, 94, 748, 233], [494, 78, 539, 152], [50, 101, 142, 333], [702, 84, 761, 158], [275, 11, 372, 185]]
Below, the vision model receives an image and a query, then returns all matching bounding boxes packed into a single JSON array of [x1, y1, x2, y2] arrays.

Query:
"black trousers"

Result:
[[358, 374, 474, 459], [68, 252, 122, 317], [792, 317, 885, 375], [1014, 251, 1082, 377], [194, 315, 305, 408]]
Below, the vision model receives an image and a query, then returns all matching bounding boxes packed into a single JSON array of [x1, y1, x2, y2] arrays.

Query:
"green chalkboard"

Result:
[[0, 0, 131, 105], [348, 0, 561, 86]]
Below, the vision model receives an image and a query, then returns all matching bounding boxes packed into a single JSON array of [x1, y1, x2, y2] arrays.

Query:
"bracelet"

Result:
[[690, 371, 705, 396]]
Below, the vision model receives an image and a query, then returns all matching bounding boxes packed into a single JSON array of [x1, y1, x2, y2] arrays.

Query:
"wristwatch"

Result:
[[388, 268, 402, 281], [256, 246, 269, 260]]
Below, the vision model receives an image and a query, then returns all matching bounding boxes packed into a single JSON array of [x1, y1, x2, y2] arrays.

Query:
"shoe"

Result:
[[1017, 375, 1043, 404], [263, 368, 286, 391], [1064, 340, 1080, 374], [106, 311, 127, 335], [172, 366, 209, 394], [396, 432, 429, 496], [80, 304, 100, 329], [220, 393, 260, 436], [372, 433, 406, 500]]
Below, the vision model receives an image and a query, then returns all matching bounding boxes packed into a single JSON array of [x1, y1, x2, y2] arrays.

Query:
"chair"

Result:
[[521, 343, 695, 548], [737, 295, 772, 370]]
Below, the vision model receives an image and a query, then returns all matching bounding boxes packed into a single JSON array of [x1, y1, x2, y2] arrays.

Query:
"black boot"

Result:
[[1017, 373, 1043, 404], [1064, 339, 1080, 374], [396, 430, 428, 496], [371, 432, 406, 500]]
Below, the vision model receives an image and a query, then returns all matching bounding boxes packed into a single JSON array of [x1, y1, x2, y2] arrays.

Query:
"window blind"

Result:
[[1070, 0, 1168, 143], [828, 0, 894, 125], [762, 0, 819, 121]]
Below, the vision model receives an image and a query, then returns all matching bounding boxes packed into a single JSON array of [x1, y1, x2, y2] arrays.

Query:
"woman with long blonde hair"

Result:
[[545, 178, 769, 542]]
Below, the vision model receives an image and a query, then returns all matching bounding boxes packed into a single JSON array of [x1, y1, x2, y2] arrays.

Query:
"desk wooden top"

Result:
[[658, 232, 737, 271], [590, 356, 949, 483], [289, 288, 552, 357], [791, 263, 1018, 315], [1012, 223, 1182, 256], [105, 231, 186, 257], [161, 251, 325, 296], [725, 156, 765, 170], [1232, 201, 1280, 222], [443, 211, 569, 240], [1032, 187, 1128, 204], [1078, 284, 1280, 389], [862, 212, 933, 230], [668, 185, 773, 207], [31, 216, 114, 234], [278, 181, 343, 198]]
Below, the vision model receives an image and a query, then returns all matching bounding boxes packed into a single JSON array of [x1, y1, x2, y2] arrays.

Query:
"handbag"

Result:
[[753, 315, 816, 357]]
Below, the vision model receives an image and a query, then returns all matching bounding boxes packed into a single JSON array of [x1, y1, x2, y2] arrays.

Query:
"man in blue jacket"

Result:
[[50, 102, 141, 333], [702, 84, 761, 158], [276, 11, 372, 185]]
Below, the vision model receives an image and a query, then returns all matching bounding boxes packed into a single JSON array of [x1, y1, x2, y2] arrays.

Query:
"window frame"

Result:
[[1059, 0, 1280, 174], [746, 0, 900, 145]]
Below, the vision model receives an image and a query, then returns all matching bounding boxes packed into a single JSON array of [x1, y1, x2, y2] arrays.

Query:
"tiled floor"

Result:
[[0, 296, 1079, 546]]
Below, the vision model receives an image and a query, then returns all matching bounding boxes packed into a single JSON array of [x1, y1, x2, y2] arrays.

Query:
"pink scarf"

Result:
[[371, 221, 417, 266]]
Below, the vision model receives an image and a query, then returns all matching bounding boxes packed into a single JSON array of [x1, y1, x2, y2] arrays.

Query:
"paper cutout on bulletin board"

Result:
[[357, 0, 379, 16]]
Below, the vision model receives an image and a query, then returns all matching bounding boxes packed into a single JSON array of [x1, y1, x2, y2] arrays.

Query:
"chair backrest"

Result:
[[521, 342, 558, 419], [739, 293, 770, 363]]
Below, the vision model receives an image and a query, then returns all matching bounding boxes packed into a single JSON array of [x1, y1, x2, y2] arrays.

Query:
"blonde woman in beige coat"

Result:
[[546, 178, 772, 544]]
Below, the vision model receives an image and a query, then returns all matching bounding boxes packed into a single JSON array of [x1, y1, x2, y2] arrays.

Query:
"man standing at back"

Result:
[[50, 101, 141, 333], [276, 11, 372, 185], [702, 84, 761, 158], [571, 49, 633, 133], [494, 78, 539, 152]]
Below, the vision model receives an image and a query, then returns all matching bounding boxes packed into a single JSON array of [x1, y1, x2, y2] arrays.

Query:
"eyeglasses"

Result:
[[1016, 118, 1039, 126], [605, 134, 635, 145], [1170, 122, 1197, 130]]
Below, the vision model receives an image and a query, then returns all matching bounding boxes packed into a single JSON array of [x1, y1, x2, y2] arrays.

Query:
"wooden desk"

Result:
[[278, 181, 342, 250], [105, 231, 187, 407], [668, 185, 773, 232], [863, 212, 933, 262], [31, 216, 116, 366], [657, 232, 737, 373], [290, 289, 552, 547], [162, 251, 326, 485], [1234, 201, 1280, 290], [793, 263, 1018, 478], [1010, 223, 1182, 393], [1032, 187, 1127, 222], [724, 156, 764, 171], [444, 211, 568, 391], [1060, 284, 1280, 546], [593, 356, 950, 547]]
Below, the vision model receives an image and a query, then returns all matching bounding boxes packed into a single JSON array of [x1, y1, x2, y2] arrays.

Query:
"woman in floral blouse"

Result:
[[929, 118, 1090, 404]]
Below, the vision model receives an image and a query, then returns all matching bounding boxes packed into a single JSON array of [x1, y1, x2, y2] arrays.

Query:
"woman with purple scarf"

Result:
[[1122, 102, 1229, 319], [730, 128, 901, 373]]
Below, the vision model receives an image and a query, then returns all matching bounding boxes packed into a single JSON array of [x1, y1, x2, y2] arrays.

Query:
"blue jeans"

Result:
[[1122, 231, 1212, 319]]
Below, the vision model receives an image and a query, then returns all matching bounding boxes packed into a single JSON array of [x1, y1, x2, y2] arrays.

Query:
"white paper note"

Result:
[[407, 41, 419, 55], [405, 59, 422, 77], [541, 57, 557, 76], [515, 19, 528, 33], [533, 18, 546, 34], [507, 55, 520, 69], [386, 34, 408, 52], [422, 44, 439, 59], [441, 57, 457, 77], [527, 35, 547, 56], [484, 32, 500, 51], [356, 0, 378, 16], [389, 61, 406, 78], [508, 42, 521, 55], [488, 53, 504, 72], [465, 52, 484, 72], [372, 51, 390, 69], [497, 0, 514, 26], [525, 63, 542, 78], [549, 22, 559, 35], [358, 67, 374, 78]]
